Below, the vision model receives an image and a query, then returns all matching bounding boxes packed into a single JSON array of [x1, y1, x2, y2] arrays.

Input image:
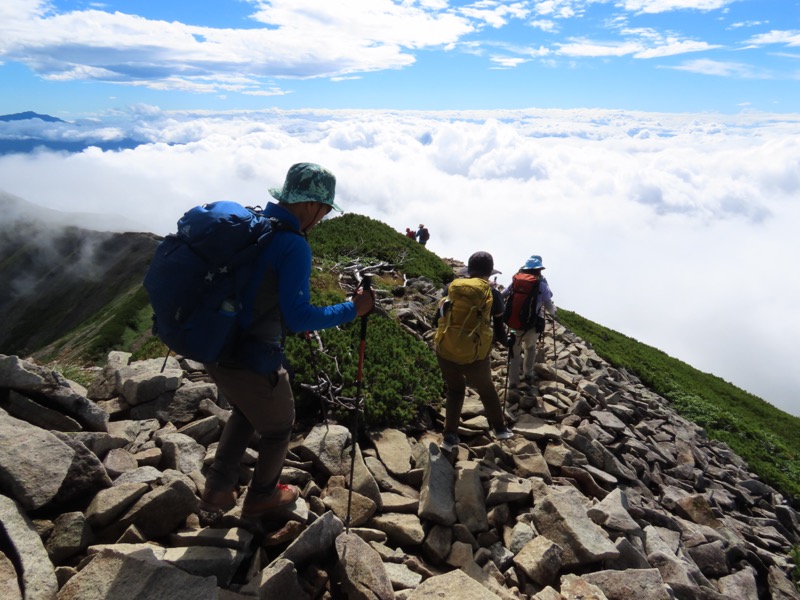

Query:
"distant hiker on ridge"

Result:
[[502, 255, 556, 391], [199, 163, 375, 518], [415, 224, 430, 246], [433, 251, 514, 452], [405, 227, 416, 239]]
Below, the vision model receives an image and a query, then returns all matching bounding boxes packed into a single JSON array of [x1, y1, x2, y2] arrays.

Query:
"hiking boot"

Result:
[[198, 486, 237, 513], [242, 484, 300, 518], [441, 432, 460, 452], [493, 426, 514, 440]]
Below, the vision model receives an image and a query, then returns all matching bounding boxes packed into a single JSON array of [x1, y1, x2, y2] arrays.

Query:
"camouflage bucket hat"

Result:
[[269, 162, 342, 212]]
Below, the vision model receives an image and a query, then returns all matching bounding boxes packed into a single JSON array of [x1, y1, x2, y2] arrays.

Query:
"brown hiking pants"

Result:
[[203, 363, 294, 495], [437, 354, 505, 434]]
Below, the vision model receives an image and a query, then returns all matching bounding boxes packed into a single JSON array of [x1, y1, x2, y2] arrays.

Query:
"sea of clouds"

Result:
[[1, 106, 798, 416]]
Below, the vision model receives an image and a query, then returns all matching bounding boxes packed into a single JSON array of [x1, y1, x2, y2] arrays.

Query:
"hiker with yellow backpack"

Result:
[[433, 251, 514, 451]]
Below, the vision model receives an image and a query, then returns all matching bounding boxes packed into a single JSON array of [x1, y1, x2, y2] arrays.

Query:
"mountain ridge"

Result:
[[0, 111, 148, 154], [0, 110, 66, 123], [0, 193, 798, 597], [1, 192, 798, 503]]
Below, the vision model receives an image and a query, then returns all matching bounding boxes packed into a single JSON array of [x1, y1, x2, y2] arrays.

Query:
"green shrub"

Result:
[[48, 362, 95, 388], [131, 335, 169, 362], [285, 314, 443, 428], [309, 269, 348, 306], [308, 214, 453, 286]]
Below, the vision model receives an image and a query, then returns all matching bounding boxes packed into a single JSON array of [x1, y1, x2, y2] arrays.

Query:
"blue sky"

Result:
[[1, 0, 798, 115], [1, 1, 799, 418]]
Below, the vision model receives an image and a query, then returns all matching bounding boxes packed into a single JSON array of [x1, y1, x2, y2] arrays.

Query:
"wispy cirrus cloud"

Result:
[[621, 0, 736, 14], [634, 39, 717, 58], [490, 55, 529, 68], [557, 33, 714, 59], [557, 39, 642, 57], [669, 58, 769, 78], [729, 20, 768, 29], [745, 29, 800, 47]]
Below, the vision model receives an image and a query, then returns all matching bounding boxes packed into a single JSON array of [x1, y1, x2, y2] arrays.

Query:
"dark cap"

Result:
[[460, 251, 501, 277]]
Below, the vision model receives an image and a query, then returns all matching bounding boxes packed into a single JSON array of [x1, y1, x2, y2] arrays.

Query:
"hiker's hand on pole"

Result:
[[353, 286, 375, 317]]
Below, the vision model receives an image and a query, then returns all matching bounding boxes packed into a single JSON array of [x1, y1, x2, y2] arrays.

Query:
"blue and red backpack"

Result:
[[503, 272, 541, 332]]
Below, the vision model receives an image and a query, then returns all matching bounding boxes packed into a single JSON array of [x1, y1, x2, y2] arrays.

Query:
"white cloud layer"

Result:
[[1, 107, 798, 417]]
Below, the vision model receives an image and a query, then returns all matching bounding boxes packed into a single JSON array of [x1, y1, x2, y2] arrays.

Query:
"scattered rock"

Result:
[[0, 313, 797, 600]]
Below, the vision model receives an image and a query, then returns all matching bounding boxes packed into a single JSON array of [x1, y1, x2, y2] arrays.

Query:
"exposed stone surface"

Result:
[[0, 494, 59, 599], [335, 532, 394, 600], [0, 304, 798, 600], [0, 354, 109, 431], [0, 409, 76, 510]]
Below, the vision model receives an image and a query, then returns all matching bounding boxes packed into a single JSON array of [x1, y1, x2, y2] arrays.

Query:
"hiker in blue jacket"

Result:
[[415, 224, 430, 246], [502, 255, 556, 390], [200, 163, 375, 518]]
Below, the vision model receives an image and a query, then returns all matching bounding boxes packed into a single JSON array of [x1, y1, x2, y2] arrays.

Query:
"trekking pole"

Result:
[[551, 314, 558, 389], [502, 333, 514, 414], [346, 275, 372, 532], [159, 348, 171, 373]]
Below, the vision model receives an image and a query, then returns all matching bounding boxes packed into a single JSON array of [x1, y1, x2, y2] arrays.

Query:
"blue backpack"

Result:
[[143, 201, 292, 364]]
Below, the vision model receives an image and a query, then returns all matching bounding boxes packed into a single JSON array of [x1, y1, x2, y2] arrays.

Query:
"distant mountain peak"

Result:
[[0, 111, 65, 123]]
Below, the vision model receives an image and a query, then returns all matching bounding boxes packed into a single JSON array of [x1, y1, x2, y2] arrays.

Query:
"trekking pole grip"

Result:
[[358, 275, 374, 337]]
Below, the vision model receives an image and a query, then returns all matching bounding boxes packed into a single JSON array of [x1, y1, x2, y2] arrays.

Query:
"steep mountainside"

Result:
[[0, 193, 159, 359]]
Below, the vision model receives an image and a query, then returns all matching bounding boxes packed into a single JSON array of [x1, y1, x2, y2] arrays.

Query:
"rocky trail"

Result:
[[1, 302, 799, 599]]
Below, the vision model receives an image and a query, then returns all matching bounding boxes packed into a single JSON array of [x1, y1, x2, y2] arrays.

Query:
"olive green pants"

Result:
[[203, 363, 294, 495], [437, 354, 505, 434]]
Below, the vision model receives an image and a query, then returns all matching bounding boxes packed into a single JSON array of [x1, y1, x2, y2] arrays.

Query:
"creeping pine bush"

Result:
[[308, 214, 453, 286], [285, 314, 443, 428]]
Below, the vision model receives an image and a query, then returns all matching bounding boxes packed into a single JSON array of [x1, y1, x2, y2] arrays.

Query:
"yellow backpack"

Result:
[[434, 277, 494, 364]]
